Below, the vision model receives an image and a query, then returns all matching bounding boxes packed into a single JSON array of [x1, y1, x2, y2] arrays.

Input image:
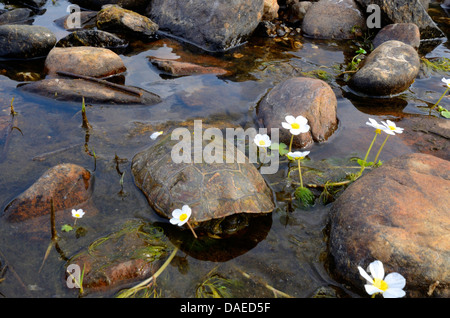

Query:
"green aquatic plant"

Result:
[[287, 151, 315, 206], [196, 273, 236, 298], [421, 57, 450, 73], [430, 78, 450, 115]]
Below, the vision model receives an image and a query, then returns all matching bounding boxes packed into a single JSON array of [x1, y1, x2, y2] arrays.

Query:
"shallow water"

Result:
[[0, 1, 449, 298]]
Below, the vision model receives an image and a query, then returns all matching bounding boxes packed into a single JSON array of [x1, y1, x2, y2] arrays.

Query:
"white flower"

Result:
[[150, 131, 163, 140], [282, 115, 310, 135], [442, 77, 450, 88], [254, 133, 271, 148], [381, 120, 404, 135], [170, 205, 192, 226], [287, 151, 310, 160], [366, 118, 388, 133], [358, 260, 406, 298], [71, 209, 85, 219]]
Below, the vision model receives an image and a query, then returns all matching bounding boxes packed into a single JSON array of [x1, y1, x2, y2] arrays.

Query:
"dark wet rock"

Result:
[[69, 0, 148, 12], [54, 11, 98, 30], [66, 219, 173, 294], [2, 163, 93, 223], [355, 0, 444, 39], [286, 0, 313, 23], [56, 30, 128, 50], [96, 5, 158, 38], [0, 8, 34, 25], [398, 115, 450, 161], [373, 23, 421, 50], [328, 153, 450, 298], [146, 0, 265, 52], [44, 47, 126, 78], [349, 40, 420, 96], [257, 77, 338, 149], [302, 0, 366, 39], [0, 25, 56, 59], [18, 78, 162, 106], [149, 57, 229, 77], [131, 131, 274, 237]]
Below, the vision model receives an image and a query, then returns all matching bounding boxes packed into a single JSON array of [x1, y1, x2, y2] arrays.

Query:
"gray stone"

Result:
[[373, 23, 421, 49], [146, 0, 264, 52], [349, 40, 420, 96]]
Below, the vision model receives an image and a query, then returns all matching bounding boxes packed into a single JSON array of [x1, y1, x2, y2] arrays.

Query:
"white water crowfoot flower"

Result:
[[71, 208, 85, 227], [442, 77, 450, 88], [282, 115, 310, 135], [430, 78, 450, 113], [358, 260, 406, 298], [366, 118, 388, 134], [170, 205, 198, 238], [254, 133, 271, 148], [150, 131, 163, 140], [381, 120, 404, 135], [286, 151, 310, 161]]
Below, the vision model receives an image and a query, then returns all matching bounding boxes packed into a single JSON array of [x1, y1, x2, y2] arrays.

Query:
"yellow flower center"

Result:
[[375, 128, 381, 134], [259, 140, 266, 146], [373, 278, 388, 292], [179, 213, 188, 222], [388, 126, 395, 131], [291, 123, 300, 129]]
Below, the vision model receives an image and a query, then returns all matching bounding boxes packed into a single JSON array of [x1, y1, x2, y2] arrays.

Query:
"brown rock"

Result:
[[262, 0, 279, 20], [329, 153, 450, 297], [44, 47, 126, 78], [373, 23, 421, 49], [2, 163, 94, 222], [149, 57, 229, 76], [256, 77, 338, 149]]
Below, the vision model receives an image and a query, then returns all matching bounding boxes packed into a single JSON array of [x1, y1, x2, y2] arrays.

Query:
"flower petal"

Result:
[[384, 272, 406, 290], [299, 124, 311, 133], [285, 115, 296, 124], [295, 116, 308, 125], [282, 122, 291, 130], [383, 288, 406, 298], [369, 260, 385, 280], [358, 266, 374, 284], [364, 284, 383, 295], [289, 129, 302, 135], [181, 205, 192, 218], [171, 209, 183, 218]]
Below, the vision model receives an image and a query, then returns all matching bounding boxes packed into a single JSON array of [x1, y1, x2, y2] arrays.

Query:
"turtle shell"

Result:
[[131, 130, 274, 225]]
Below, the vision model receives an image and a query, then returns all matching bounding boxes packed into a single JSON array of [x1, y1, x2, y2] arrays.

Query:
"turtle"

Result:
[[131, 127, 275, 238]]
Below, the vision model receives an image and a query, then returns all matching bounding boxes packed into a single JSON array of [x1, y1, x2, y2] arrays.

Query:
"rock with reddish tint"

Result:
[[257, 77, 338, 149], [146, 0, 264, 52], [373, 23, 421, 49], [66, 220, 173, 295], [2, 163, 93, 222], [149, 57, 229, 77], [349, 40, 420, 96], [44, 47, 126, 78], [302, 0, 366, 39], [262, 0, 279, 21], [328, 153, 450, 298]]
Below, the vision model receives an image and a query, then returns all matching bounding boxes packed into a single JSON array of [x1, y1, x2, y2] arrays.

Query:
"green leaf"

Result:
[[440, 110, 450, 118], [357, 159, 373, 167], [294, 187, 315, 207], [61, 224, 73, 232], [270, 142, 289, 156]]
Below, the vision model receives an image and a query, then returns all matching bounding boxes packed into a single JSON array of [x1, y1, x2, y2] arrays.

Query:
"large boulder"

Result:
[[0, 25, 56, 59], [44, 47, 126, 78], [328, 153, 450, 298], [69, 0, 148, 12], [302, 0, 366, 39], [355, 0, 444, 39], [348, 40, 420, 96], [372, 23, 421, 50], [145, 0, 265, 52], [256, 77, 338, 149]]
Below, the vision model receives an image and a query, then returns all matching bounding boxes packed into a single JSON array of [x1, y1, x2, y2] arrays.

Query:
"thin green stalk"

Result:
[[373, 134, 390, 165], [430, 87, 449, 112], [289, 135, 294, 153], [297, 159, 303, 188], [358, 132, 378, 176]]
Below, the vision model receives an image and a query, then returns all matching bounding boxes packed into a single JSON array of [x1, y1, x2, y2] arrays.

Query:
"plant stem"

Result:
[[358, 132, 378, 176], [289, 135, 294, 153], [297, 159, 303, 188], [430, 87, 449, 112], [373, 134, 390, 165], [186, 221, 198, 239]]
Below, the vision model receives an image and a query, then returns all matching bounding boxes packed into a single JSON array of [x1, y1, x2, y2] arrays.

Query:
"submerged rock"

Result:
[[372, 23, 421, 50], [0, 25, 56, 59], [96, 5, 158, 38], [349, 40, 420, 96], [2, 163, 94, 223], [0, 8, 34, 25], [66, 219, 173, 294], [257, 77, 338, 149], [56, 29, 128, 50], [302, 0, 366, 39], [355, 0, 444, 39], [18, 78, 162, 106], [146, 0, 264, 52], [44, 47, 126, 78], [149, 57, 229, 77], [328, 153, 450, 298]]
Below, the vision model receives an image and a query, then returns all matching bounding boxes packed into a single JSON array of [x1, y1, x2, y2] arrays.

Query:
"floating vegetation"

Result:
[[421, 57, 450, 73], [196, 270, 237, 298]]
